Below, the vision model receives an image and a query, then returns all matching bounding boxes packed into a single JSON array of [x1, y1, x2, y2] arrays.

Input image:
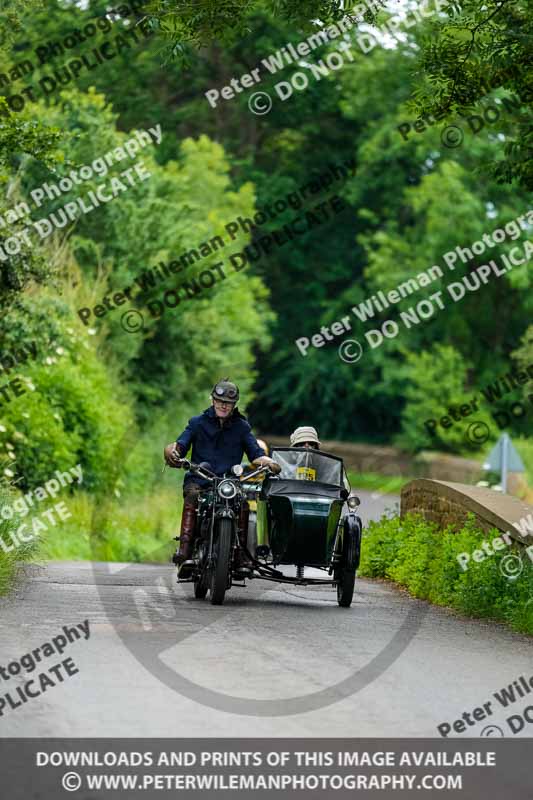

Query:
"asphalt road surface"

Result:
[[1, 490, 532, 738]]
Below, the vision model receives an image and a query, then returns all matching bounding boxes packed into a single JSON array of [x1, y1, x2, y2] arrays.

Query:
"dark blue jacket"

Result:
[[176, 406, 265, 487]]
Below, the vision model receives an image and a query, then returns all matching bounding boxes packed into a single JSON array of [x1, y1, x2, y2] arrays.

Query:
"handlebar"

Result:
[[240, 464, 274, 482], [175, 459, 277, 483], [178, 459, 217, 482]]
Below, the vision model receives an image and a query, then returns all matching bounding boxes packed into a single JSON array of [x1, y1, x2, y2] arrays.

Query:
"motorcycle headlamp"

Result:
[[218, 480, 238, 500], [347, 495, 360, 510]]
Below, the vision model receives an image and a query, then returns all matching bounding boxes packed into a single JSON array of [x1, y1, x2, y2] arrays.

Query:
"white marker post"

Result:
[[484, 433, 525, 494], [501, 432, 509, 493]]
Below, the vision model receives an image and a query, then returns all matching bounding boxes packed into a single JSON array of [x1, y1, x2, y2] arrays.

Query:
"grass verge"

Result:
[[0, 486, 38, 596], [347, 471, 410, 494], [38, 487, 182, 563], [359, 512, 533, 635]]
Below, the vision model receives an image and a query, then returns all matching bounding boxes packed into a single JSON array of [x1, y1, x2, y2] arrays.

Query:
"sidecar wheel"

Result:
[[247, 511, 257, 558], [193, 543, 208, 599], [210, 518, 233, 605], [194, 575, 208, 599], [337, 532, 356, 608]]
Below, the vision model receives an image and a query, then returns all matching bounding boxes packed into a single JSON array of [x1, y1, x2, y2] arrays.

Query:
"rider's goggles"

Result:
[[213, 385, 238, 400]]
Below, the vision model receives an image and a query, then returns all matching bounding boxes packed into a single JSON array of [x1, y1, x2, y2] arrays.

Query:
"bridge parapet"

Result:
[[401, 479, 533, 544]]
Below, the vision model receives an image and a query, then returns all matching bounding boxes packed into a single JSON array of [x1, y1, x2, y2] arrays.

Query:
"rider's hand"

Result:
[[266, 459, 281, 474], [164, 443, 183, 468]]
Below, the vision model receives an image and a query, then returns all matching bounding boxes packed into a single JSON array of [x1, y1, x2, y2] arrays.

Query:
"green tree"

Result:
[[0, 293, 135, 491], [143, 0, 532, 186], [395, 344, 493, 452], [409, 0, 532, 187], [0, 99, 62, 308]]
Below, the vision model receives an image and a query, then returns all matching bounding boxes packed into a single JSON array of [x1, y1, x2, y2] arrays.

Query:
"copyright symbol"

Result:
[[465, 421, 490, 445], [62, 772, 82, 791], [338, 339, 363, 364], [499, 554, 523, 580], [480, 725, 504, 737], [121, 309, 144, 333], [248, 92, 272, 115], [441, 125, 464, 148]]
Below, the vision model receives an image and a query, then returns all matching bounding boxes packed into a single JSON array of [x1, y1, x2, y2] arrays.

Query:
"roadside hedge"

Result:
[[0, 294, 134, 493], [359, 513, 533, 635], [0, 486, 37, 595]]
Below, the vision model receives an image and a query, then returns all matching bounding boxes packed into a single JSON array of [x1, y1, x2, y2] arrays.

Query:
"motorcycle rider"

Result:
[[164, 379, 280, 573]]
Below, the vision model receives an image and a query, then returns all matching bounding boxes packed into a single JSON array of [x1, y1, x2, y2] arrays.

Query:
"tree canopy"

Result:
[[146, 0, 532, 187], [0, 0, 531, 504]]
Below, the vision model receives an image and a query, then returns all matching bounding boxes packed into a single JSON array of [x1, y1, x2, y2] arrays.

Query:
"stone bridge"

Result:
[[401, 479, 533, 545]]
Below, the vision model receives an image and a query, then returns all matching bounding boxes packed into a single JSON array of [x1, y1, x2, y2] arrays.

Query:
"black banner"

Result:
[[0, 738, 531, 798]]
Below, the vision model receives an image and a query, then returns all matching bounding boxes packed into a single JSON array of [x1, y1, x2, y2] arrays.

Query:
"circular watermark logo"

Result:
[[441, 125, 464, 148], [465, 420, 490, 445], [121, 309, 145, 333], [480, 724, 505, 737], [62, 772, 82, 791], [338, 339, 363, 364], [499, 554, 523, 580], [248, 92, 273, 115], [90, 430, 429, 716]]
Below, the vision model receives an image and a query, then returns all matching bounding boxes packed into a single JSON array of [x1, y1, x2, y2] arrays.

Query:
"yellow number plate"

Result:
[[296, 466, 316, 481]]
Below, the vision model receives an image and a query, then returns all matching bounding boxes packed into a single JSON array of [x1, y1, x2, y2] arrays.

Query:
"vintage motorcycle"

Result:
[[174, 447, 362, 607]]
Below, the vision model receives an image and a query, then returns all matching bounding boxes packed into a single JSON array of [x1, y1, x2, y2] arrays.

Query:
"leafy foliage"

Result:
[[143, 0, 532, 184], [0, 0, 531, 594], [144, 0, 385, 51], [0, 0, 42, 51], [408, 0, 533, 187], [0, 101, 62, 308], [0, 484, 37, 594], [0, 293, 134, 491], [359, 512, 533, 634]]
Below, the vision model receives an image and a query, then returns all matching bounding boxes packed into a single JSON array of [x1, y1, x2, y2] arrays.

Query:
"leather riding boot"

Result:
[[173, 503, 197, 566], [234, 501, 252, 572]]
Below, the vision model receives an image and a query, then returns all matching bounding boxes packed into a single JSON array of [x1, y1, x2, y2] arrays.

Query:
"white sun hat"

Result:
[[290, 426, 320, 447]]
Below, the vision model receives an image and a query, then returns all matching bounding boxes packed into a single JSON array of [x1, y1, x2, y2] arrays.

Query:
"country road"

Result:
[[1, 490, 532, 738]]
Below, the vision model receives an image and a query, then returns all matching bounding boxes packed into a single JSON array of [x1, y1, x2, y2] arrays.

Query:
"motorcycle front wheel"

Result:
[[209, 517, 233, 605]]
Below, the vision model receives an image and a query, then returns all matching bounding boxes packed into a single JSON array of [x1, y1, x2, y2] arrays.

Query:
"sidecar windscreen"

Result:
[[261, 478, 341, 499], [270, 447, 344, 486]]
